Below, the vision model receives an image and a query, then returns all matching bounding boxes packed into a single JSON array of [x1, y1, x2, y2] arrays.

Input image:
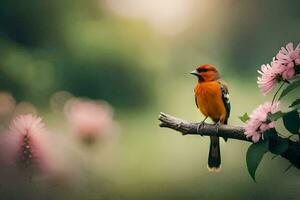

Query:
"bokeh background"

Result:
[[0, 0, 300, 199]]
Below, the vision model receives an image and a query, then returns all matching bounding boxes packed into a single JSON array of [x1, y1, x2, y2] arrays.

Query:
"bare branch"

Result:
[[158, 112, 300, 169], [159, 112, 250, 141]]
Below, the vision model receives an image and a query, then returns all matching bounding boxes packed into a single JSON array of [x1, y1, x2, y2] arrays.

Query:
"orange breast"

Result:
[[194, 81, 226, 123]]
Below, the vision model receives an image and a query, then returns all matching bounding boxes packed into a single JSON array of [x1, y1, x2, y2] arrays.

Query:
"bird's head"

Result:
[[190, 64, 220, 82]]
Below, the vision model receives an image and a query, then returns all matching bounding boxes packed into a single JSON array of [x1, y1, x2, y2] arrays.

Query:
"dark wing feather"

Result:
[[219, 82, 231, 124]]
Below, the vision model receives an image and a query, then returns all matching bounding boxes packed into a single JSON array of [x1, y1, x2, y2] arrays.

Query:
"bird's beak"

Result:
[[190, 70, 199, 76]]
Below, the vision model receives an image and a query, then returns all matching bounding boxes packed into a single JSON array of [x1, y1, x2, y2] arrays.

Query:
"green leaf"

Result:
[[268, 111, 285, 121], [279, 79, 300, 99], [269, 138, 289, 155], [246, 140, 269, 181], [295, 65, 300, 75], [239, 113, 250, 123], [282, 110, 300, 134], [263, 129, 289, 155], [290, 99, 300, 110], [262, 128, 277, 140]]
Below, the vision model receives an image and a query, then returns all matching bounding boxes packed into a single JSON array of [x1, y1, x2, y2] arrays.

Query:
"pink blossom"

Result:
[[64, 98, 115, 144], [2, 115, 51, 174], [257, 63, 282, 96], [276, 42, 300, 80], [244, 101, 280, 143]]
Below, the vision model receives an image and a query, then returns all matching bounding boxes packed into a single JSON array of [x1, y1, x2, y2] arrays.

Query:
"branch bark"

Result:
[[158, 112, 300, 169]]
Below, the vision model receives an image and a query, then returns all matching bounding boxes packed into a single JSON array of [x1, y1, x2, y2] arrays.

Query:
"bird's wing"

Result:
[[219, 81, 231, 123]]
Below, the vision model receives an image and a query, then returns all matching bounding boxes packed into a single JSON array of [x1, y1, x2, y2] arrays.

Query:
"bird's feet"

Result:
[[214, 121, 221, 134], [197, 117, 208, 136]]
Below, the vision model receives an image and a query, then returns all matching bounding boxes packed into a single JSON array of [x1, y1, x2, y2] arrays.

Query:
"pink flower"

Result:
[[244, 101, 280, 143], [4, 115, 51, 173], [257, 63, 282, 96], [64, 98, 115, 144], [276, 42, 300, 80], [257, 42, 300, 95]]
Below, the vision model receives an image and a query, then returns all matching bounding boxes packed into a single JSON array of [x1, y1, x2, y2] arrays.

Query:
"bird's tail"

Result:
[[207, 136, 221, 172]]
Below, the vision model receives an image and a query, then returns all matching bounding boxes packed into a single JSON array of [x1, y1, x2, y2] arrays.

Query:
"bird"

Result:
[[190, 64, 230, 172]]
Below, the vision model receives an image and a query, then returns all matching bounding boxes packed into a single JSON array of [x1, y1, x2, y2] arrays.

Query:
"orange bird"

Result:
[[190, 64, 230, 172]]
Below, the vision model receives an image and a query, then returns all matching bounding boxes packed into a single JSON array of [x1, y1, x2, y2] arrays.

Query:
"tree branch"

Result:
[[158, 112, 300, 169]]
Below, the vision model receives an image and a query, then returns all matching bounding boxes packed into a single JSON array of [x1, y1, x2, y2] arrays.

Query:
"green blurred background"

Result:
[[0, 0, 300, 199]]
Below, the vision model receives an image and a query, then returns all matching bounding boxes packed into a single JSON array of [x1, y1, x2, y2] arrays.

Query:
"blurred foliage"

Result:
[[0, 0, 155, 108], [1, 0, 300, 107]]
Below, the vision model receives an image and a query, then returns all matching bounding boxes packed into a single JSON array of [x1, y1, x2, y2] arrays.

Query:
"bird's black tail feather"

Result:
[[207, 136, 221, 172]]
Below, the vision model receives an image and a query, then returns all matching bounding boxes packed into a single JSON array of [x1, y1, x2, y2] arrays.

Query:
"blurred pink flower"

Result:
[[276, 42, 300, 80], [5, 115, 51, 173], [244, 101, 280, 143], [257, 63, 282, 96], [50, 91, 73, 114], [0, 92, 16, 132], [13, 101, 38, 117], [64, 98, 115, 144], [0, 92, 16, 117]]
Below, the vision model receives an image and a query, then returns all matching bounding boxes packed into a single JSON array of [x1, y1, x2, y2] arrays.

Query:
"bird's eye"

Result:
[[197, 68, 209, 73]]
